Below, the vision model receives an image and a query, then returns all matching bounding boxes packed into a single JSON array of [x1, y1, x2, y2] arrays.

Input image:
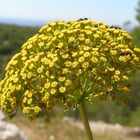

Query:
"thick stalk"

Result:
[[79, 100, 93, 140]]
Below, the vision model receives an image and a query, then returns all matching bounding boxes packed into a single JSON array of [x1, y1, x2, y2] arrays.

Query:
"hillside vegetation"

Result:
[[0, 24, 39, 79]]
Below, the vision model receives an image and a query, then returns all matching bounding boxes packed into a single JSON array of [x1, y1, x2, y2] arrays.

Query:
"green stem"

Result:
[[79, 100, 93, 140]]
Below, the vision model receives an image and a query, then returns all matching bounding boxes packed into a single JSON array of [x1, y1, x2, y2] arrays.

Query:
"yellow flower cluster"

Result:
[[0, 19, 140, 118]]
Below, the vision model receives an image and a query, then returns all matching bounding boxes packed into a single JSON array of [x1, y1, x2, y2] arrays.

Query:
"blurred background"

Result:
[[0, 0, 140, 140]]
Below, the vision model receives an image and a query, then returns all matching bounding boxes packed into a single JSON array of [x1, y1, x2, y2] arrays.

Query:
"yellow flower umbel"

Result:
[[0, 19, 140, 118]]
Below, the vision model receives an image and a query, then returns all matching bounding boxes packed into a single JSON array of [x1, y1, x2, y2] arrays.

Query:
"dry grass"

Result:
[[11, 117, 85, 140], [10, 117, 140, 140]]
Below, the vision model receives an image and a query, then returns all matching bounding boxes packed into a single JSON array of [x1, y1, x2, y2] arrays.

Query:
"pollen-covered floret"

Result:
[[0, 19, 140, 118]]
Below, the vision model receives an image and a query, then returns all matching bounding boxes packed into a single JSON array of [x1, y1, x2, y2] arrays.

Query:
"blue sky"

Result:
[[0, 0, 139, 26]]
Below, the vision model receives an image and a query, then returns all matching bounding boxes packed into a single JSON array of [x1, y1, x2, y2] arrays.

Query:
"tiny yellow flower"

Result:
[[47, 27, 52, 32], [67, 30, 73, 34], [100, 57, 107, 62], [107, 67, 115, 71], [23, 97, 27, 103], [75, 24, 81, 28], [25, 90, 29, 96], [23, 107, 30, 114], [78, 57, 85, 62], [42, 92, 50, 102], [11, 85, 16, 92], [13, 77, 19, 83], [21, 73, 27, 79], [12, 60, 18, 65], [62, 68, 69, 74], [64, 61, 72, 67], [44, 83, 50, 89], [85, 25, 90, 29], [84, 52, 90, 57], [101, 40, 106, 44], [91, 57, 98, 63], [122, 75, 129, 81], [27, 92, 32, 98], [76, 69, 82, 76], [92, 68, 97, 74], [34, 106, 41, 113], [115, 70, 120, 75], [79, 51, 84, 55], [122, 87, 129, 93], [72, 52, 78, 57], [29, 63, 34, 70], [83, 46, 90, 51], [65, 80, 72, 86], [27, 72, 33, 79], [38, 42, 44, 47], [27, 98, 32, 104], [58, 76, 66, 82], [58, 33, 64, 38], [16, 85, 21, 91], [82, 62, 89, 69], [41, 58, 47, 63], [50, 75, 55, 79], [47, 41, 52, 47], [37, 66, 44, 74], [45, 92, 50, 98], [50, 88, 56, 94], [93, 33, 100, 38], [133, 57, 139, 62], [68, 36, 75, 42], [62, 54, 69, 59], [51, 36, 57, 42], [49, 62, 54, 67], [85, 39, 91, 45], [85, 30, 92, 35], [59, 87, 66, 93], [51, 81, 58, 87], [78, 34, 85, 41], [134, 48, 140, 53], [110, 50, 117, 55], [50, 22, 56, 27], [22, 57, 27, 61], [21, 50, 27, 56], [119, 56, 127, 62], [113, 75, 120, 81], [27, 44, 33, 49], [45, 70, 49, 76], [72, 62, 78, 68], [53, 57, 58, 62], [114, 30, 119, 34], [92, 50, 99, 56], [58, 42, 64, 48]]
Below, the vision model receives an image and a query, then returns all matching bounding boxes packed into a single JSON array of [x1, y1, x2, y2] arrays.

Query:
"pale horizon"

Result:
[[0, 0, 139, 27]]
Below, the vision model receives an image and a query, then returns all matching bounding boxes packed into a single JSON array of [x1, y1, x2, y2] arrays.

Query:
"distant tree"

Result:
[[128, 0, 140, 126], [131, 27, 140, 47], [136, 0, 140, 25], [131, 0, 140, 47]]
